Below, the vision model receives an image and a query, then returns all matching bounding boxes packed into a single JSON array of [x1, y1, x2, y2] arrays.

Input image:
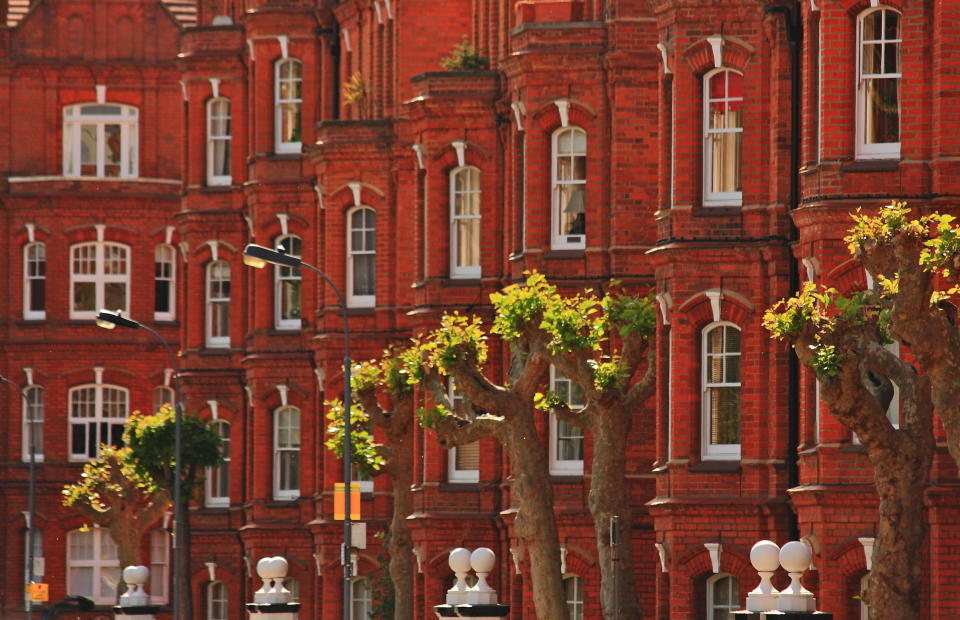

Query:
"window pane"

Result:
[[456, 219, 480, 268], [155, 280, 171, 314], [280, 280, 301, 320], [709, 387, 740, 445], [864, 78, 900, 144], [80, 125, 98, 175], [29, 278, 45, 313], [557, 419, 584, 461], [280, 103, 301, 143], [105, 282, 126, 310], [69, 567, 94, 597], [558, 186, 586, 235], [103, 124, 121, 177], [73, 282, 96, 311], [455, 442, 480, 470], [213, 139, 230, 176], [710, 132, 742, 193]]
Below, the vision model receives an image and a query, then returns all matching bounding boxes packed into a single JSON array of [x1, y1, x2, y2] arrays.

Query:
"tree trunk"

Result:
[[504, 411, 568, 620], [864, 445, 929, 619], [112, 521, 144, 597], [387, 436, 415, 620], [590, 409, 642, 620]]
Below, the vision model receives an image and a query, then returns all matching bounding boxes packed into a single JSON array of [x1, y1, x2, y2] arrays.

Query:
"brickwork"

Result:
[[1, 0, 958, 619]]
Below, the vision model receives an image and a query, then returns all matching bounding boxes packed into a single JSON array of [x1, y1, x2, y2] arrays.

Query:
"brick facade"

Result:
[[0, 0, 957, 619]]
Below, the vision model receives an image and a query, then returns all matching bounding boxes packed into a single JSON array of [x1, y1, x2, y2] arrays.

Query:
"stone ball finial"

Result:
[[123, 565, 149, 586], [750, 540, 781, 573], [780, 541, 812, 573], [449, 548, 472, 574], [470, 548, 495, 573], [257, 556, 289, 580]]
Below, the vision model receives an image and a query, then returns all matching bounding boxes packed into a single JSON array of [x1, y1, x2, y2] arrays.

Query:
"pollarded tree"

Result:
[[124, 405, 223, 620], [765, 284, 933, 620], [325, 348, 417, 620], [62, 444, 170, 572], [414, 273, 655, 620], [846, 203, 960, 470]]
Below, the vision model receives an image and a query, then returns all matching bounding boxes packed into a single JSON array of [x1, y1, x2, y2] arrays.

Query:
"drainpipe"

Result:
[[764, 0, 802, 542]]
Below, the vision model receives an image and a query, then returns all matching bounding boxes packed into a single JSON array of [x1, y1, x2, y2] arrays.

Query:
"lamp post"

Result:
[[242, 242, 354, 620], [95, 310, 183, 620], [0, 375, 35, 620]]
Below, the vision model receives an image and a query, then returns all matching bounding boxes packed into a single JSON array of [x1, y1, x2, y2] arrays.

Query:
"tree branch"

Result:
[[431, 415, 503, 449], [624, 333, 657, 411]]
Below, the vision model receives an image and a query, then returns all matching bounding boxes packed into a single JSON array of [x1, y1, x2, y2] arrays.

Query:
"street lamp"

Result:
[[243, 242, 355, 620], [95, 309, 183, 620], [0, 374, 36, 620]]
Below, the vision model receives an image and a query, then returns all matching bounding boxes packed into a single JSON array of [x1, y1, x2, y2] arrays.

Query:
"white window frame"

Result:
[[856, 7, 902, 160], [347, 207, 376, 308], [706, 573, 740, 620], [549, 366, 585, 475], [274, 59, 303, 154], [352, 577, 372, 620], [702, 68, 744, 207], [701, 321, 742, 460], [70, 241, 130, 320], [22, 385, 44, 463], [273, 406, 301, 500], [206, 420, 231, 507], [206, 97, 232, 185], [563, 574, 584, 620], [550, 126, 587, 250], [68, 383, 129, 461], [274, 235, 303, 330], [447, 380, 480, 483], [24, 242, 46, 320], [149, 529, 169, 603], [154, 244, 176, 322], [205, 260, 231, 348], [449, 166, 482, 279], [63, 103, 138, 178], [66, 527, 120, 605], [207, 581, 228, 620]]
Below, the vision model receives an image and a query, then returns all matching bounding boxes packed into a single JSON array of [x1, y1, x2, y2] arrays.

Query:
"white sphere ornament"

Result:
[[470, 548, 496, 573], [750, 540, 781, 572], [257, 556, 288, 580], [780, 540, 812, 573], [449, 548, 472, 574], [123, 565, 149, 586]]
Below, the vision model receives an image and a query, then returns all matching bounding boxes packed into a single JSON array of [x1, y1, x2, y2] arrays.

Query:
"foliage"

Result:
[[343, 72, 371, 119], [369, 552, 396, 620], [422, 313, 488, 374], [325, 399, 385, 476], [123, 405, 224, 499], [440, 36, 489, 71], [62, 444, 166, 513]]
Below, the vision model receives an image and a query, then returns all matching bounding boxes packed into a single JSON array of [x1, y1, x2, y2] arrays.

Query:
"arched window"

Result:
[[206, 420, 231, 507], [283, 578, 300, 602], [352, 577, 372, 620], [703, 69, 743, 206], [154, 244, 176, 321], [275, 59, 302, 153], [70, 241, 130, 319], [549, 366, 585, 475], [563, 575, 584, 620], [66, 527, 120, 604], [273, 406, 301, 500], [207, 97, 232, 185], [449, 166, 481, 278], [63, 103, 138, 178], [207, 581, 228, 620], [22, 385, 44, 462], [69, 383, 129, 460], [856, 7, 901, 159], [447, 379, 480, 483], [24, 242, 46, 320], [706, 573, 740, 620], [206, 260, 231, 348], [150, 529, 169, 603], [702, 322, 741, 460], [274, 235, 302, 329], [347, 207, 376, 308], [551, 127, 586, 249]]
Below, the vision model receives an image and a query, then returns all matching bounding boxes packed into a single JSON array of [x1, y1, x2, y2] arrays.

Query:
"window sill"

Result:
[[543, 250, 585, 260], [199, 347, 235, 356], [841, 159, 899, 173], [839, 443, 868, 454], [550, 474, 584, 482], [343, 307, 375, 316], [688, 460, 741, 473], [440, 482, 480, 492], [694, 206, 741, 217]]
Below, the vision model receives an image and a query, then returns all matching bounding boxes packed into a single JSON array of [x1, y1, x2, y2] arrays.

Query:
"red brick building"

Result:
[[1, 0, 957, 619]]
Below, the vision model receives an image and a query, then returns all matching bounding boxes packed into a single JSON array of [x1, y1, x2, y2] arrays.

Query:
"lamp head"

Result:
[[96, 309, 140, 330], [243, 243, 301, 268]]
